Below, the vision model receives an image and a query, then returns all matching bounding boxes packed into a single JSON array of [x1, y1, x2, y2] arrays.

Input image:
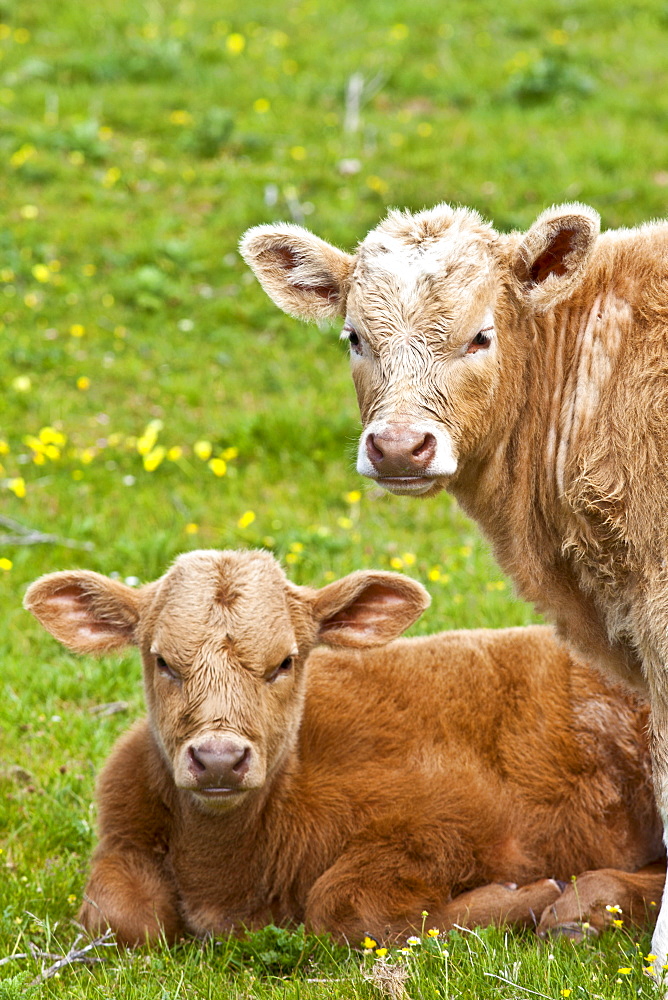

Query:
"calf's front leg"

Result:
[[79, 847, 183, 946]]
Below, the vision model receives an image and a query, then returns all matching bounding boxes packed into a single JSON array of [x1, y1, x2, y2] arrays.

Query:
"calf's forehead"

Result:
[[349, 205, 498, 337], [140, 550, 301, 663]]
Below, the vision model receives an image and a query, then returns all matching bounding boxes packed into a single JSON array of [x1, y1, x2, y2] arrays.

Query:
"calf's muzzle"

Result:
[[366, 425, 437, 476], [187, 735, 252, 791]]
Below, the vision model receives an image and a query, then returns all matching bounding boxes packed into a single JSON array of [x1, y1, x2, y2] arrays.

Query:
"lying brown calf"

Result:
[[25, 550, 664, 946]]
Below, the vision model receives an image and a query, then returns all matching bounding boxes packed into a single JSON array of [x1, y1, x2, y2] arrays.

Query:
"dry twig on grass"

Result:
[[30, 928, 116, 984], [0, 514, 94, 551], [0, 929, 115, 984]]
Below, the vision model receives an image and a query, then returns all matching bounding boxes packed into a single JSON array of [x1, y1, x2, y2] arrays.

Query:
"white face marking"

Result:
[[365, 234, 448, 290]]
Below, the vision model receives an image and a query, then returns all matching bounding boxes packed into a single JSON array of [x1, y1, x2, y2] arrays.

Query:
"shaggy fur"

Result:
[[241, 204, 668, 973], [25, 551, 664, 945]]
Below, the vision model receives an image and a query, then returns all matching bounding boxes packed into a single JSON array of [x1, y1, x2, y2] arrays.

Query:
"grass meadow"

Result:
[[0, 0, 667, 995]]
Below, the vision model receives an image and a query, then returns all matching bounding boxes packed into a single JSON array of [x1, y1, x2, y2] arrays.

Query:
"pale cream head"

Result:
[[241, 202, 600, 496]]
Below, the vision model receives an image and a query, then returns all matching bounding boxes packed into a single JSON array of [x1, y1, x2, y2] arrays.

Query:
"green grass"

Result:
[[0, 0, 667, 995]]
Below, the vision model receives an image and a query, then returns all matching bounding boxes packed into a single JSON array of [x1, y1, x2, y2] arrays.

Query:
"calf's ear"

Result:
[[239, 223, 354, 320], [311, 571, 430, 648], [24, 571, 142, 655], [515, 203, 600, 310]]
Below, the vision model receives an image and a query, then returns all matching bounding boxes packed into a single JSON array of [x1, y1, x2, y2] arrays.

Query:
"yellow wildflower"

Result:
[[12, 375, 31, 392], [390, 557, 404, 570], [402, 552, 416, 566], [31, 263, 50, 283], [361, 936, 378, 950], [254, 98, 270, 113], [208, 457, 227, 477], [605, 904, 622, 914], [366, 175, 388, 194], [238, 510, 256, 529], [290, 542, 304, 553], [0, 558, 12, 571], [102, 167, 121, 188], [69, 323, 86, 337], [285, 553, 298, 564], [143, 446, 166, 472], [185, 523, 199, 535], [337, 516, 353, 529], [389, 23, 409, 40], [167, 446, 183, 461], [8, 477, 26, 498], [428, 568, 441, 581], [137, 428, 159, 456], [77, 376, 91, 391], [427, 928, 439, 937], [344, 490, 361, 503], [560, 991, 572, 998], [169, 110, 193, 125], [67, 894, 77, 904], [617, 968, 631, 974], [290, 146, 306, 161], [39, 427, 66, 447], [194, 440, 212, 461], [226, 32, 245, 54], [375, 948, 388, 957], [19, 205, 39, 219], [222, 446, 238, 461], [612, 918, 624, 928]]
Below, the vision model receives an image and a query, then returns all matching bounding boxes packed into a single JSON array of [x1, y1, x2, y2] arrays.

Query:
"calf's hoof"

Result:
[[538, 920, 598, 943]]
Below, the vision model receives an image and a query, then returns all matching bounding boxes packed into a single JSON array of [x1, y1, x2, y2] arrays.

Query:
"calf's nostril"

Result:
[[412, 432, 436, 462], [366, 434, 384, 463], [232, 746, 250, 774], [189, 746, 207, 773]]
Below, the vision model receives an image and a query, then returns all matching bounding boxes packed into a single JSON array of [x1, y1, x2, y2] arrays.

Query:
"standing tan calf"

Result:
[[242, 205, 668, 975], [26, 550, 664, 946]]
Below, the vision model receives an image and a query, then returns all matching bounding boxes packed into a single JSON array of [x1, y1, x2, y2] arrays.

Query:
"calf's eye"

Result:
[[156, 655, 180, 681], [267, 656, 294, 683], [466, 327, 493, 354], [342, 322, 363, 356]]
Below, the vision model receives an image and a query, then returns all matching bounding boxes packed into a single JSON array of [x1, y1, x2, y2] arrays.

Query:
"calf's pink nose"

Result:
[[188, 738, 251, 787], [366, 425, 436, 475]]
